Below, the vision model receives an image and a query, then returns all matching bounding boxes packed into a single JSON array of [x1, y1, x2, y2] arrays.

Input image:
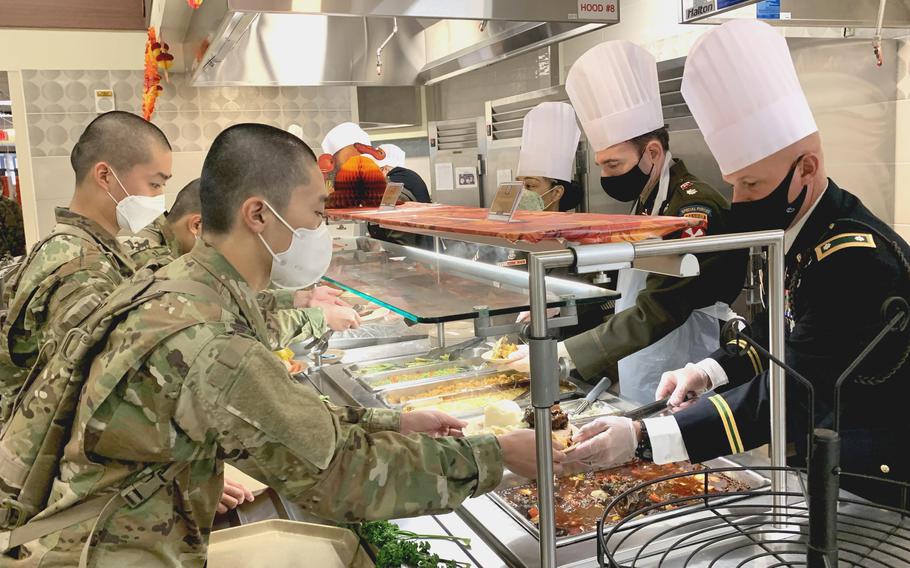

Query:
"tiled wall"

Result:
[[22, 70, 354, 235]]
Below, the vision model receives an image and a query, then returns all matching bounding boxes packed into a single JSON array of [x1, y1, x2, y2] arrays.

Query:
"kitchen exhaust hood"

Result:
[[681, 0, 910, 27], [181, 0, 619, 87]]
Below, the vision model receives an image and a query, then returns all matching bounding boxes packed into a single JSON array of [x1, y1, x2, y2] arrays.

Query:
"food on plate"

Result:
[[523, 405, 569, 431], [490, 337, 519, 360], [486, 400, 524, 428], [369, 365, 469, 387], [523, 405, 574, 449], [464, 400, 528, 436], [386, 373, 528, 405], [497, 461, 750, 537]]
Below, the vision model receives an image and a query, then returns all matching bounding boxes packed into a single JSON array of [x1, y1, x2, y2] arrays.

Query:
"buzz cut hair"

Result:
[[70, 111, 171, 183], [200, 123, 318, 235], [168, 178, 201, 221]]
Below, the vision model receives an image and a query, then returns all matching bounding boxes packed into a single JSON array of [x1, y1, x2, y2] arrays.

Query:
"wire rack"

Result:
[[596, 466, 910, 568]]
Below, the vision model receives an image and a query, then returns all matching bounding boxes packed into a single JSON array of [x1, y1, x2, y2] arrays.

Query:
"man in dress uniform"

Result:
[[511, 40, 746, 403], [0, 111, 170, 423], [13, 124, 555, 566], [569, 20, 910, 507]]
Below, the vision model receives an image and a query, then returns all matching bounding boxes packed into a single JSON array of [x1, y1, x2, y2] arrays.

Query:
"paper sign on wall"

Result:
[[455, 166, 479, 189], [576, 0, 618, 20], [496, 169, 513, 186], [435, 162, 454, 191]]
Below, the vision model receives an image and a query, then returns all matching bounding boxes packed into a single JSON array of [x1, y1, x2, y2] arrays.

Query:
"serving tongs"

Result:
[[424, 336, 486, 361], [299, 330, 334, 362], [570, 375, 613, 416]]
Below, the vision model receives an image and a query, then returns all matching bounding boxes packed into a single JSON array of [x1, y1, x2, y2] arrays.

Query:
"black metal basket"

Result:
[[596, 464, 910, 567]]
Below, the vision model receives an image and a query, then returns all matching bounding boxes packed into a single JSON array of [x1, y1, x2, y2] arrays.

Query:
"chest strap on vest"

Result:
[[0, 460, 187, 566]]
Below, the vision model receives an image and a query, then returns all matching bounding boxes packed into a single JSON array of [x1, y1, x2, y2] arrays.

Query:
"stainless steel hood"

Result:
[[181, 0, 619, 87], [681, 0, 910, 27]]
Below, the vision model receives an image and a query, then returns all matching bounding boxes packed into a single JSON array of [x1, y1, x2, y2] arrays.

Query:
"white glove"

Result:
[[565, 416, 637, 469], [515, 307, 561, 323], [505, 346, 530, 374], [322, 305, 361, 331], [655, 363, 710, 408]]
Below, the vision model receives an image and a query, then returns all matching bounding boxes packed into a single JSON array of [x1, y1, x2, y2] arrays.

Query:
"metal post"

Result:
[[807, 428, 840, 568], [528, 250, 575, 568], [437, 322, 446, 348], [434, 236, 445, 348], [766, 237, 788, 521]]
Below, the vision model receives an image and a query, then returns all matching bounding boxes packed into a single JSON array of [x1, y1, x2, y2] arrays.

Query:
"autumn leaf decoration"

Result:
[[142, 27, 163, 120]]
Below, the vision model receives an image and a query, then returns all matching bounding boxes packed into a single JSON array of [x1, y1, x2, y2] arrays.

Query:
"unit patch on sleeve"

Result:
[[814, 233, 876, 261], [678, 204, 711, 238]]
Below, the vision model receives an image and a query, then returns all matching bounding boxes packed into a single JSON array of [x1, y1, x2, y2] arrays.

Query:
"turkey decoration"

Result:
[[326, 155, 388, 209], [321, 144, 388, 208], [187, 0, 204, 7]]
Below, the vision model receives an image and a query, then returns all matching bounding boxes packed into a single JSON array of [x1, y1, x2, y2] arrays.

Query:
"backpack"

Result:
[[0, 268, 232, 567]]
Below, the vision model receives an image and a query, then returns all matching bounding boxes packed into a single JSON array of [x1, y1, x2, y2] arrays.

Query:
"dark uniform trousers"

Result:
[[675, 180, 910, 507]]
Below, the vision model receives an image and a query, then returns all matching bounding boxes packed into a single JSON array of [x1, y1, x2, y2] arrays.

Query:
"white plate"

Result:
[[481, 343, 527, 363], [359, 306, 390, 322]]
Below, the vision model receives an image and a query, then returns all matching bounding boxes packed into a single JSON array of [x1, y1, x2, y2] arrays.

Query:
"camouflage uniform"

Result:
[[0, 208, 134, 422], [18, 242, 502, 567], [118, 216, 326, 346], [0, 197, 26, 260], [117, 214, 180, 269]]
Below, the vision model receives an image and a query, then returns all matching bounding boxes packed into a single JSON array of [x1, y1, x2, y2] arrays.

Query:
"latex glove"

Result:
[[305, 285, 349, 308], [515, 307, 561, 323], [504, 345, 530, 374], [217, 478, 255, 514], [566, 416, 637, 469], [400, 410, 467, 438], [655, 363, 710, 409], [322, 305, 361, 331], [497, 429, 566, 479]]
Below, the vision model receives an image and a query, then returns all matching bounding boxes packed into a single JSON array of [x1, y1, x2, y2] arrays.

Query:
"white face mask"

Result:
[[258, 201, 333, 289], [107, 168, 166, 234]]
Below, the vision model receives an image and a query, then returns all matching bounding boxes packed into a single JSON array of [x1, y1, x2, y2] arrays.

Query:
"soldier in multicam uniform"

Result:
[[0, 111, 171, 424], [0, 196, 25, 261], [14, 124, 552, 567], [117, 179, 360, 345]]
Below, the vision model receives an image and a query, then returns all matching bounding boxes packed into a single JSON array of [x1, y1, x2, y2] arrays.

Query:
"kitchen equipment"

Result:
[[570, 375, 613, 416], [425, 336, 486, 360]]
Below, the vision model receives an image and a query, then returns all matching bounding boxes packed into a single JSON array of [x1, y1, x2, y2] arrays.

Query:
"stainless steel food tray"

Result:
[[486, 457, 770, 547], [379, 369, 579, 417], [344, 346, 486, 374], [355, 359, 484, 393]]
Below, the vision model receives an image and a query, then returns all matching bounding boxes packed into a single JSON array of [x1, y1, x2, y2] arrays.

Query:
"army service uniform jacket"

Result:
[[118, 215, 326, 347], [0, 208, 135, 422], [21, 242, 503, 567], [564, 159, 747, 380], [674, 180, 910, 506]]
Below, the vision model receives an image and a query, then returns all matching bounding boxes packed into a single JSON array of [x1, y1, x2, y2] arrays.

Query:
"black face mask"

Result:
[[731, 156, 808, 233], [600, 153, 653, 202]]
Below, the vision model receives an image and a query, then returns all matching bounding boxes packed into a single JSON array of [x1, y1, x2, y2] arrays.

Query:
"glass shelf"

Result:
[[322, 238, 618, 324]]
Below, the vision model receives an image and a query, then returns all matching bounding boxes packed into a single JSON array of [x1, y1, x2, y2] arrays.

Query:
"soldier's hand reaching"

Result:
[[217, 478, 255, 514], [497, 429, 566, 479], [655, 363, 710, 409], [400, 410, 467, 438], [565, 416, 638, 469], [295, 285, 349, 309], [323, 305, 361, 331]]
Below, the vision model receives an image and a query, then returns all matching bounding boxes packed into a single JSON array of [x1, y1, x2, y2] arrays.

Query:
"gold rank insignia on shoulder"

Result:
[[814, 232, 876, 261]]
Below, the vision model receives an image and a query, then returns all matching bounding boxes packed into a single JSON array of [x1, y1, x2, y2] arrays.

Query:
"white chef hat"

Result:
[[566, 40, 663, 152], [321, 122, 371, 155], [516, 102, 581, 182], [376, 144, 406, 169], [681, 19, 818, 175]]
